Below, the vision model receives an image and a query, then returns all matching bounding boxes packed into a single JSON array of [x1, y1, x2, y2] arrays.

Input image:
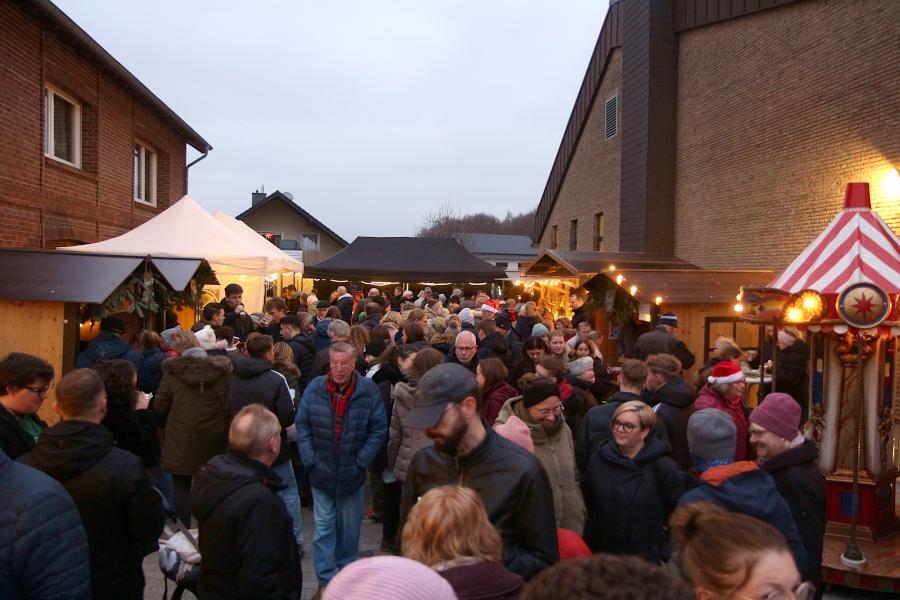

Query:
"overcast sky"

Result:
[[55, 1, 607, 241]]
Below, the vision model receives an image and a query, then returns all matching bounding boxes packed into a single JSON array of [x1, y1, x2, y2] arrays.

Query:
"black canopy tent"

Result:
[[303, 237, 506, 283]]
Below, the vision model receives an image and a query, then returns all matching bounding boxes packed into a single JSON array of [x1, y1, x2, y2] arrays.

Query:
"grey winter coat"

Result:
[[388, 381, 434, 483]]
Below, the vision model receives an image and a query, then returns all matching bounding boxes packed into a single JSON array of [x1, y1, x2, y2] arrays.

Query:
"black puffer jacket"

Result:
[[101, 403, 161, 468], [634, 326, 695, 370], [190, 453, 300, 600], [227, 357, 295, 466], [19, 421, 165, 600], [647, 378, 696, 470], [401, 429, 559, 580], [775, 341, 810, 421], [286, 333, 316, 392], [477, 332, 512, 369], [582, 436, 685, 563], [563, 377, 598, 438], [761, 440, 825, 590]]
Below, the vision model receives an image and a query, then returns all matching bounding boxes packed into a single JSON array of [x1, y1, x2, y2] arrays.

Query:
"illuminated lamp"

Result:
[[655, 296, 663, 305], [615, 274, 624, 285], [734, 303, 744, 313], [629, 285, 637, 296], [609, 264, 616, 271], [783, 290, 825, 323], [883, 166, 900, 197]]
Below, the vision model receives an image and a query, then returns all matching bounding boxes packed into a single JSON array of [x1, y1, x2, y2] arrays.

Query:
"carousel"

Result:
[[738, 182, 900, 592]]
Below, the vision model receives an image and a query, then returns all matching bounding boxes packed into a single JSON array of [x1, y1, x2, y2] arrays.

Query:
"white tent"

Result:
[[60, 195, 303, 311]]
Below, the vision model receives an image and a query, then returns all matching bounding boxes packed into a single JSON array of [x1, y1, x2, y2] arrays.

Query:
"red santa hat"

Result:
[[707, 361, 745, 384]]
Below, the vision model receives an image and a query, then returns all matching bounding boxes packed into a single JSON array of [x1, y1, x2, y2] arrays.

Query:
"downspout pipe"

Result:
[[184, 146, 210, 193]]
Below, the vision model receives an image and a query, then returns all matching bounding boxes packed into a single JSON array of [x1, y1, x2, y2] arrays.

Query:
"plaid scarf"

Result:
[[325, 374, 357, 441]]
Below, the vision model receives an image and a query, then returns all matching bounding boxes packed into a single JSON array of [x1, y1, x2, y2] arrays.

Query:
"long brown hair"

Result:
[[402, 485, 502, 566], [477, 357, 508, 391], [669, 502, 790, 596]]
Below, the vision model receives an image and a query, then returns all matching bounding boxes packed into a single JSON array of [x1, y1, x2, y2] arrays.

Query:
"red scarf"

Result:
[[325, 374, 357, 441]]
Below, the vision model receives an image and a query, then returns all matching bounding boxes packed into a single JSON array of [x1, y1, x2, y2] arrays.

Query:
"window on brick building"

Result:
[[593, 212, 604, 251], [134, 142, 158, 206], [44, 87, 81, 167], [570, 219, 578, 251], [550, 225, 558, 250], [302, 233, 320, 252], [604, 95, 617, 140]]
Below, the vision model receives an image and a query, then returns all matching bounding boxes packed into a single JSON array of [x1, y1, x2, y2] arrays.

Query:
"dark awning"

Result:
[[0, 249, 215, 303], [303, 237, 507, 282], [581, 269, 775, 304], [523, 249, 695, 278]]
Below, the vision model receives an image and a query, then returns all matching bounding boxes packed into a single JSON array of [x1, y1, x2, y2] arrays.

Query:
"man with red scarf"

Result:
[[296, 341, 387, 588]]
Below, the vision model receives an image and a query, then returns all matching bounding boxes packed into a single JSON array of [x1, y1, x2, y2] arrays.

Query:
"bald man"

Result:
[[448, 330, 479, 373], [335, 286, 354, 324]]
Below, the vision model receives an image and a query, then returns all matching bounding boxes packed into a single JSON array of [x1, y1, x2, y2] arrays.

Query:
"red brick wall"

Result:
[[674, 0, 900, 271], [0, 1, 191, 249]]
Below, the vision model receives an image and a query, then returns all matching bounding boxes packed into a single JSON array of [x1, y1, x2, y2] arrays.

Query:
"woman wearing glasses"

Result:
[[493, 375, 585, 533], [581, 400, 685, 563], [670, 501, 815, 600]]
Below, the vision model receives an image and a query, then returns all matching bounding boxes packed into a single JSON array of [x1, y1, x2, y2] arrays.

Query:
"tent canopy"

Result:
[[60, 196, 302, 276], [769, 183, 900, 294], [303, 237, 506, 282]]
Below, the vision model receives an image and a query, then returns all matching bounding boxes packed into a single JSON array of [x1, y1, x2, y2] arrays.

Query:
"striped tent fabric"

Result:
[[769, 193, 900, 294]]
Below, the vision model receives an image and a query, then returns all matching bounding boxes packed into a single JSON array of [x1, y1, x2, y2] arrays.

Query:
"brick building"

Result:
[[0, 0, 210, 249], [534, 0, 900, 271]]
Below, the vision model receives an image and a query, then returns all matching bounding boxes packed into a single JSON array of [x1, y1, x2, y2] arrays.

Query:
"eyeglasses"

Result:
[[737, 581, 816, 600], [456, 346, 476, 352], [611, 419, 638, 433], [23, 385, 50, 396], [535, 405, 564, 416]]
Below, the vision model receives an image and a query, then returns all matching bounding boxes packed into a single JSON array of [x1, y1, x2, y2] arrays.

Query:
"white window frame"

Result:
[[301, 233, 320, 252], [44, 86, 82, 168], [134, 142, 158, 206]]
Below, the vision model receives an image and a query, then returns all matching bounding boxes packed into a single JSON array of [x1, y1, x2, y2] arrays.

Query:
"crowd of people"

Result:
[[0, 281, 825, 600]]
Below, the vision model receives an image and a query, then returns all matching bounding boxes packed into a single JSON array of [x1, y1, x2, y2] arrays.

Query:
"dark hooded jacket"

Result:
[[286, 332, 316, 392], [361, 311, 382, 332], [227, 357, 295, 466], [19, 421, 165, 600], [678, 461, 807, 571], [0, 404, 47, 460], [313, 318, 332, 352], [402, 429, 559, 580], [101, 400, 161, 468], [581, 436, 684, 563], [477, 332, 512, 369], [0, 448, 91, 600], [75, 331, 154, 392], [647, 378, 696, 470], [634, 326, 695, 370], [141, 347, 167, 393], [447, 350, 479, 373], [570, 303, 593, 328], [153, 354, 233, 475], [440, 561, 524, 600], [190, 453, 300, 600], [576, 391, 646, 476], [561, 377, 598, 452], [775, 341, 810, 421], [760, 440, 825, 588], [222, 302, 255, 341], [515, 315, 540, 342]]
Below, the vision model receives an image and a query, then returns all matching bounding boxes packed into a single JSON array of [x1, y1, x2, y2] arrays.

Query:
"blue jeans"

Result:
[[311, 485, 365, 586], [272, 459, 304, 548]]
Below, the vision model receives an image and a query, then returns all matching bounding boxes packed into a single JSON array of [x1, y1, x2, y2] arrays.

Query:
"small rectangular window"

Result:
[[593, 212, 604, 251], [550, 225, 558, 250], [302, 233, 320, 251], [495, 262, 508, 269], [604, 95, 617, 140], [44, 87, 82, 167], [134, 142, 158, 206], [570, 219, 578, 251], [260, 232, 283, 246]]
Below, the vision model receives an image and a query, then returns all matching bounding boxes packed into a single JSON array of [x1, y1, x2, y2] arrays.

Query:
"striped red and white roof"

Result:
[[769, 183, 900, 294]]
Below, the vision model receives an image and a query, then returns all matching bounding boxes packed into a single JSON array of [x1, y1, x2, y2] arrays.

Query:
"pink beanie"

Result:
[[323, 556, 457, 600], [750, 393, 801, 441], [494, 415, 535, 454]]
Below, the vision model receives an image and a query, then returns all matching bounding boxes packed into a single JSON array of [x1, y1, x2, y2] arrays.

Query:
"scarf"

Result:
[[325, 374, 357, 441]]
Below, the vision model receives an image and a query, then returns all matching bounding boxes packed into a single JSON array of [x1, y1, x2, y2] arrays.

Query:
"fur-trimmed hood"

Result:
[[161, 354, 232, 387]]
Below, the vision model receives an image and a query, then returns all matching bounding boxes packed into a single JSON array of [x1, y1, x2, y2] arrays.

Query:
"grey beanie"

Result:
[[181, 347, 208, 359], [568, 356, 594, 376], [160, 325, 182, 349], [687, 408, 736, 462], [531, 323, 550, 337]]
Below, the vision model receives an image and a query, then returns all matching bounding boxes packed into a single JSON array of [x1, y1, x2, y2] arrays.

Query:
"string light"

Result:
[[655, 296, 663, 305], [615, 274, 624, 285], [629, 285, 638, 296]]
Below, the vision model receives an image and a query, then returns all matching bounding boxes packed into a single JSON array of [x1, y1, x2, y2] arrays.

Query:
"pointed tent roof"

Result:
[[60, 196, 302, 276], [212, 211, 303, 273], [769, 183, 900, 294]]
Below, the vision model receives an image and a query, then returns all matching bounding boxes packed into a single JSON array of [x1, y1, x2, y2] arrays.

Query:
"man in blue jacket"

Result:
[[678, 408, 807, 571], [75, 316, 152, 392], [296, 341, 387, 587]]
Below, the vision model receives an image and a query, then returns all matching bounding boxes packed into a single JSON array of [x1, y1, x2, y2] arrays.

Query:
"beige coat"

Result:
[[388, 381, 433, 483], [494, 397, 585, 533]]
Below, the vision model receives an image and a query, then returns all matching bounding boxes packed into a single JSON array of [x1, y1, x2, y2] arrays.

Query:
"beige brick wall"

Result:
[[674, 0, 900, 271], [538, 49, 623, 252]]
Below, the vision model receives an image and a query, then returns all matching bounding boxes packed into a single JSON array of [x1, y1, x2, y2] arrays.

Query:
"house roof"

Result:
[[456, 234, 538, 258], [236, 191, 349, 248], [581, 269, 775, 305], [28, 0, 211, 153], [303, 237, 506, 282], [523, 249, 695, 278]]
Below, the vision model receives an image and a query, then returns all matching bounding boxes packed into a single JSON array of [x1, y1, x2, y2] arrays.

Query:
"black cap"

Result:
[[406, 363, 478, 429], [100, 316, 126, 333], [316, 300, 331, 309], [364, 338, 388, 358], [493, 311, 513, 330]]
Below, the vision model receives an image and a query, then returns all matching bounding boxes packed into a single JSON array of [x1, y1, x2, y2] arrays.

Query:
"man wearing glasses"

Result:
[[447, 330, 479, 373], [0, 352, 53, 459], [401, 363, 559, 580]]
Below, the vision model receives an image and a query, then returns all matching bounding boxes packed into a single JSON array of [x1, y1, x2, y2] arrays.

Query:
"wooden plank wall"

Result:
[[668, 302, 759, 380], [0, 301, 66, 425]]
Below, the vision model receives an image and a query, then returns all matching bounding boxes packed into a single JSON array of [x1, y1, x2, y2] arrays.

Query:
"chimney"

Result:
[[251, 185, 266, 206]]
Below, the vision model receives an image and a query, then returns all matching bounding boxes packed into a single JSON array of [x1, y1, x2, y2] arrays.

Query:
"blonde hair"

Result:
[[521, 301, 539, 318], [380, 311, 404, 328], [170, 330, 199, 354], [402, 486, 502, 566], [612, 400, 657, 431], [273, 341, 295, 365]]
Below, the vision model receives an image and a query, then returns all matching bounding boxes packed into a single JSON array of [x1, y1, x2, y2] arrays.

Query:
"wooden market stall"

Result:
[[0, 249, 213, 425]]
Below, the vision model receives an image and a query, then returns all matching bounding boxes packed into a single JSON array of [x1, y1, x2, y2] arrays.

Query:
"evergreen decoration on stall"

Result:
[[584, 274, 638, 324]]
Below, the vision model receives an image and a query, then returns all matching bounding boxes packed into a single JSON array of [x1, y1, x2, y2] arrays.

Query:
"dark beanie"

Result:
[[523, 383, 560, 408]]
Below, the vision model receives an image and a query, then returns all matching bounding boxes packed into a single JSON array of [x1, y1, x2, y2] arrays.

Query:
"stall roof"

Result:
[[581, 269, 775, 304], [523, 249, 696, 278], [0, 249, 211, 303], [303, 237, 507, 282]]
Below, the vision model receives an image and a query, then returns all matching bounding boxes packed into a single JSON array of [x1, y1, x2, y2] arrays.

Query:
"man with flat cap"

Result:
[[399, 363, 559, 580]]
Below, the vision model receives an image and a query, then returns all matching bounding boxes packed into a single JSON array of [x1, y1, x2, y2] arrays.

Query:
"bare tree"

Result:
[[416, 201, 536, 242]]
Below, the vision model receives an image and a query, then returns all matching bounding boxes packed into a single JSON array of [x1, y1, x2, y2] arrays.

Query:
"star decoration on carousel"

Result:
[[837, 283, 890, 329]]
